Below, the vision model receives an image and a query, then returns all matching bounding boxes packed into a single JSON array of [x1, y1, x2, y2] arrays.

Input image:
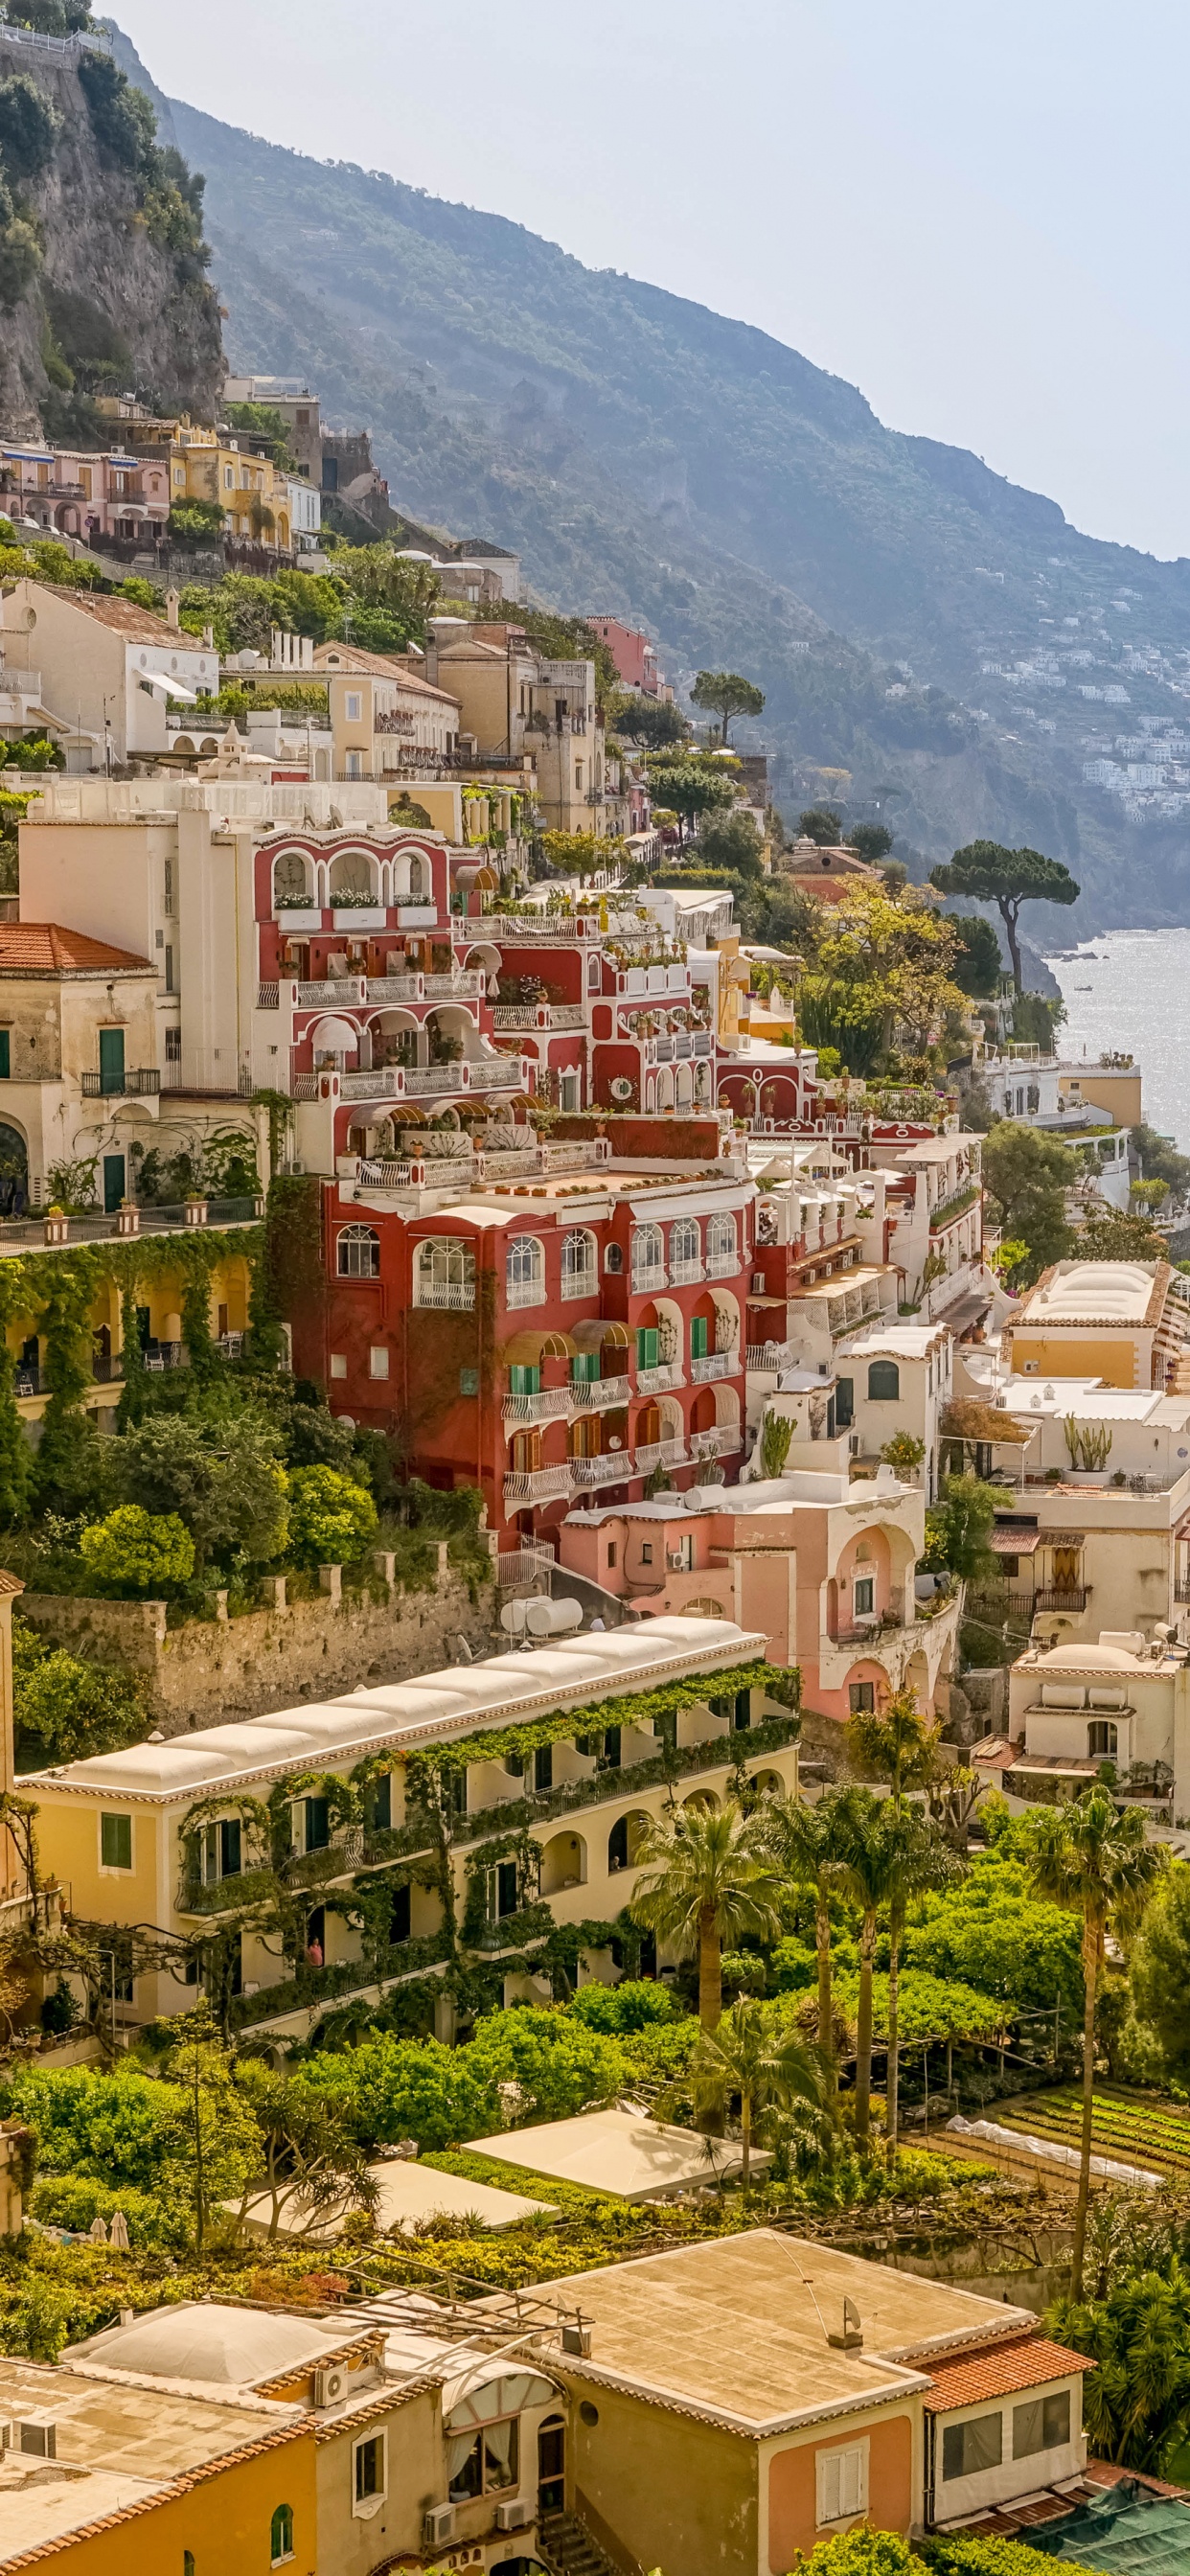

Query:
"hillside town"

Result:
[[3, 18, 1190, 2576]]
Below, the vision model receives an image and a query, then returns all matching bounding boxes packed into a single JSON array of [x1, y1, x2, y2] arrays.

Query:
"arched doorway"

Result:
[[0, 1121, 28, 1215]]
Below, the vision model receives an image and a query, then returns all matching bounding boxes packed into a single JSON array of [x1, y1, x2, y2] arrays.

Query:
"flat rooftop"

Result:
[[463, 2109, 769, 2202], [497, 2230, 1037, 2434], [23, 1614, 766, 1804], [236, 2158, 556, 2242], [0, 2355, 298, 2564], [564, 1468, 913, 1527], [1015, 1260, 1167, 1327]]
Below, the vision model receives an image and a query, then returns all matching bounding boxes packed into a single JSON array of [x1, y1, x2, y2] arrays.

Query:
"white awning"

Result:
[[139, 669, 198, 702], [442, 2366, 559, 2431]]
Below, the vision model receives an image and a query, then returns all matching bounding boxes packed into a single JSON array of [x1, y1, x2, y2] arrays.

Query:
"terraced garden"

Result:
[[997, 2084, 1190, 2178]]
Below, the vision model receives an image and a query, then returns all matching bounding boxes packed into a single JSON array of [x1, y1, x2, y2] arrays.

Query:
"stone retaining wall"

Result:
[[20, 1552, 493, 1732]]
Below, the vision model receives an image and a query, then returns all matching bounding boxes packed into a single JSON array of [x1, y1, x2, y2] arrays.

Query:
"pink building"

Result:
[[0, 444, 170, 544], [560, 1470, 960, 1723], [588, 617, 662, 697]]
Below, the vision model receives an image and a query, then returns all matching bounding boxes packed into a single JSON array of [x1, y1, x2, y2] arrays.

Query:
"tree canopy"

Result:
[[690, 668, 765, 745], [981, 1121, 1078, 1283], [928, 841, 1080, 995]]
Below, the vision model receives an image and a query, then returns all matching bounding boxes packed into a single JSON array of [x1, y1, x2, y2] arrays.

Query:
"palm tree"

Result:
[[879, 1804, 962, 2161], [689, 1996, 825, 2187], [832, 1788, 897, 2149], [844, 1686, 937, 1806], [768, 1787, 867, 2091], [629, 1799, 783, 2030], [1026, 1786, 1165, 2297]]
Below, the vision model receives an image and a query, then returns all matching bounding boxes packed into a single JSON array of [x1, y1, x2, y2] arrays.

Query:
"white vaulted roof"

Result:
[[24, 1616, 767, 1805]]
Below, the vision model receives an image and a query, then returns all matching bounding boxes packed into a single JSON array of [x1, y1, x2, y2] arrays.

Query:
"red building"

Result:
[[302, 1113, 754, 1550], [587, 618, 663, 697]]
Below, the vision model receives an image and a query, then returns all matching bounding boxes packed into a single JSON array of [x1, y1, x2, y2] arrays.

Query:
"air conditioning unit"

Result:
[[314, 2365, 349, 2409], [423, 2504, 456, 2547], [494, 2498, 533, 2533], [18, 2418, 56, 2459], [561, 2320, 592, 2357], [666, 1551, 687, 1571], [751, 1272, 766, 1292]]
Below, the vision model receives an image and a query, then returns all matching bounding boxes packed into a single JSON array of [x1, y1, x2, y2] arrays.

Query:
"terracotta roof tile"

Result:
[[46, 590, 198, 648], [924, 2333, 1094, 2412], [0, 925, 154, 974]]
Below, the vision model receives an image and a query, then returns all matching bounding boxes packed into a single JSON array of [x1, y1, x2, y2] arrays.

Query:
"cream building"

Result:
[[0, 582, 217, 769], [1005, 1259, 1190, 1391], [21, 1617, 797, 2042]]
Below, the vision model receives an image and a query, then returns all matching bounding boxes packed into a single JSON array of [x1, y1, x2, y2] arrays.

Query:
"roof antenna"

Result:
[[781, 2243, 863, 2352]]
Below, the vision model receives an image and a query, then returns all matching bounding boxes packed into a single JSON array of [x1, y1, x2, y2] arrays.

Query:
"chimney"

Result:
[[166, 588, 180, 631]]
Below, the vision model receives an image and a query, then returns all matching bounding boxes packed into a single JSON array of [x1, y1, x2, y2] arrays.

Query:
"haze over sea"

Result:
[[1044, 931, 1190, 1153]]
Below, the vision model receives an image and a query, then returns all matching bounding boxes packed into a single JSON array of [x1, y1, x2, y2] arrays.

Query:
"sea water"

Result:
[[1043, 928, 1190, 1152]]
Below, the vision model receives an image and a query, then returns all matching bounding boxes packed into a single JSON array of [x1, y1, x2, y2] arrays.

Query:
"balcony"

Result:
[[503, 1462, 573, 1508], [705, 1252, 739, 1279], [690, 1424, 743, 1460], [422, 970, 487, 1000], [416, 1280, 476, 1311], [690, 1350, 737, 1383], [1034, 1588, 1088, 1613], [256, 983, 280, 1009], [636, 1360, 684, 1396], [570, 1376, 630, 1413], [635, 1437, 688, 1476], [503, 1386, 574, 1428], [570, 1451, 630, 1489], [365, 974, 422, 1003], [80, 1068, 161, 1098], [631, 1266, 669, 1295], [559, 1267, 599, 1302], [492, 1003, 586, 1032], [669, 1258, 705, 1287], [294, 978, 363, 1007], [507, 1276, 547, 1311]]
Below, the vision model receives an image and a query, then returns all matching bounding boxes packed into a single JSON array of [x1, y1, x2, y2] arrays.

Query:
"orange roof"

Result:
[[0, 924, 154, 975], [312, 641, 458, 702], [924, 2334, 1094, 2412], [45, 589, 196, 648]]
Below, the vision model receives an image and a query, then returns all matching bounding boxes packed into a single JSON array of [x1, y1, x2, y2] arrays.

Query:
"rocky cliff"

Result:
[[0, 23, 222, 445]]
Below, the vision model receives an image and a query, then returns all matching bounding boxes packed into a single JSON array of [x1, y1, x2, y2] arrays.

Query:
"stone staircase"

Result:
[[537, 2509, 624, 2576]]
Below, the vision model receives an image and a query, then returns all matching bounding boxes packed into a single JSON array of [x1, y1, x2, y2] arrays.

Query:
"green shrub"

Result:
[[293, 2036, 499, 2151], [13, 1623, 142, 1763], [568, 1979, 679, 2034], [287, 1464, 378, 1568], [0, 74, 57, 184], [80, 1505, 195, 1597], [30, 2175, 187, 2252]]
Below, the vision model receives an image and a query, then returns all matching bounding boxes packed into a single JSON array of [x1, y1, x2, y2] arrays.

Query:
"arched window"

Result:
[[561, 1230, 598, 1299], [336, 1224, 380, 1278], [506, 1235, 545, 1307], [329, 848, 377, 906], [269, 2505, 294, 2567], [631, 1222, 664, 1281], [416, 1237, 476, 1307], [407, 852, 426, 900], [606, 1243, 623, 1274], [670, 1216, 700, 1273], [273, 849, 310, 908], [867, 1359, 900, 1401], [707, 1212, 738, 1270]]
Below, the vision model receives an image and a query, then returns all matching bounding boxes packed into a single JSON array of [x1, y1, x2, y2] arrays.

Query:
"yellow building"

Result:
[[170, 425, 293, 551], [1, 1230, 257, 1429], [1004, 1257, 1190, 1392], [21, 1617, 796, 2041]]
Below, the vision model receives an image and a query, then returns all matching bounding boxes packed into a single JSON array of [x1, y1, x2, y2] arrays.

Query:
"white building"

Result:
[[0, 583, 217, 770]]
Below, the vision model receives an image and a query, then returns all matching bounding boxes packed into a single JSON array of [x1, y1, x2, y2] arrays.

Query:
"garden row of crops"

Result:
[[997, 2084, 1190, 2174]]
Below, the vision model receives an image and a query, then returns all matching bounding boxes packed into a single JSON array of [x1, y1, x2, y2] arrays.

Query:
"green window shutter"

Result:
[[0, 1031, 10, 1079], [99, 1027, 126, 1094], [691, 1315, 708, 1359], [101, 1814, 132, 1870], [510, 1364, 540, 1395], [637, 1326, 658, 1369]]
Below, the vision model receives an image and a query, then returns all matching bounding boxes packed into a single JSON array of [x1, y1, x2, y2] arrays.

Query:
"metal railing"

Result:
[[503, 1462, 573, 1507], [492, 1001, 586, 1032], [506, 1276, 547, 1310], [502, 1386, 573, 1428], [690, 1350, 737, 1382], [415, 1280, 476, 1310], [705, 1251, 739, 1279], [498, 1544, 556, 1593], [569, 1452, 630, 1488], [690, 1423, 743, 1460], [631, 1266, 669, 1295], [669, 1257, 705, 1286], [80, 1068, 160, 1097], [1034, 1588, 1088, 1612], [256, 983, 280, 1009], [296, 978, 364, 1006], [570, 1376, 630, 1412], [635, 1437, 688, 1476], [636, 1360, 684, 1396]]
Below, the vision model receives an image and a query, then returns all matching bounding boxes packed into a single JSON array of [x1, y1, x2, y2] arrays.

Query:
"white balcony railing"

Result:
[[503, 1386, 574, 1428], [705, 1252, 739, 1278], [492, 1003, 586, 1032], [636, 1361, 684, 1396], [296, 978, 363, 1006], [690, 1423, 743, 1460], [635, 1437, 688, 1476], [365, 974, 422, 1003], [690, 1350, 737, 1383], [506, 1276, 547, 1310], [631, 1266, 669, 1295], [668, 1258, 705, 1286], [503, 1463, 574, 1507], [570, 1452, 630, 1488], [560, 1268, 599, 1302], [570, 1377, 631, 1412], [416, 1281, 476, 1311]]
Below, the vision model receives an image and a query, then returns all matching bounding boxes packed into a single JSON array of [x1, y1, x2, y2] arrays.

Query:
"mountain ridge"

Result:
[[95, 37, 1190, 933]]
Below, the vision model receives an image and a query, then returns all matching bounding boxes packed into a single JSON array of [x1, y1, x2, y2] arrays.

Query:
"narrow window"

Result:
[[101, 1814, 132, 1870]]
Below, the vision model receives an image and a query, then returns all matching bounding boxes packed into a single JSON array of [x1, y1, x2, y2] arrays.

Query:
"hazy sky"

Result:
[[111, 0, 1190, 562]]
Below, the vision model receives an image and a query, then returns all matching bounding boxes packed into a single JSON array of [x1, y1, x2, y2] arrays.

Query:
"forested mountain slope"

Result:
[[110, 36, 1190, 931]]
